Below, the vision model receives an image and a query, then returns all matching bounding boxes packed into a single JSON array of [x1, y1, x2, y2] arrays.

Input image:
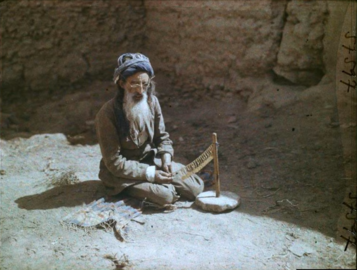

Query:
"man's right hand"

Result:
[[154, 170, 173, 184]]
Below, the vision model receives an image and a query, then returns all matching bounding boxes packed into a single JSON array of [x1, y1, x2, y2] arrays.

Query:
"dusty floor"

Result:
[[0, 77, 356, 269]]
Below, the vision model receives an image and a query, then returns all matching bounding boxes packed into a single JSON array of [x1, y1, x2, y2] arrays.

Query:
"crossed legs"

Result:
[[125, 162, 204, 205]]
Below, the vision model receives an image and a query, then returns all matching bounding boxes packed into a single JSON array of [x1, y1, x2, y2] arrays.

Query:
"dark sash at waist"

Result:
[[120, 141, 156, 162]]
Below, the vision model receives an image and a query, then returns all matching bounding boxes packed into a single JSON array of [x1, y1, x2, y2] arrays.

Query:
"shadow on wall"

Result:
[[0, 80, 117, 144], [1, 0, 342, 143], [0, 0, 146, 104], [1, 0, 332, 102], [1, 0, 147, 143]]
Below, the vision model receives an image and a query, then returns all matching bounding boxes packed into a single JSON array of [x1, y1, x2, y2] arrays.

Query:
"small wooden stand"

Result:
[[194, 132, 240, 213]]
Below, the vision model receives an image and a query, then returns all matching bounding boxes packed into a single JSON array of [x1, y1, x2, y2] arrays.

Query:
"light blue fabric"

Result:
[[62, 198, 141, 227]]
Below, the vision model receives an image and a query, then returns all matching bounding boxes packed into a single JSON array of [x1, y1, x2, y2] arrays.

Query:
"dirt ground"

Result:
[[0, 77, 356, 269]]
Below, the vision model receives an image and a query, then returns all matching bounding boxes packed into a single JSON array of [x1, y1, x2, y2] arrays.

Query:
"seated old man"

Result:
[[95, 53, 204, 206]]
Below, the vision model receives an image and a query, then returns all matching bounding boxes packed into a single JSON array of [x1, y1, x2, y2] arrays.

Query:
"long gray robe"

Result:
[[95, 95, 174, 195]]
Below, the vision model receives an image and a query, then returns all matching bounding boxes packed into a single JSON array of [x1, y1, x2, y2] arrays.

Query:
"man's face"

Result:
[[120, 72, 150, 102]]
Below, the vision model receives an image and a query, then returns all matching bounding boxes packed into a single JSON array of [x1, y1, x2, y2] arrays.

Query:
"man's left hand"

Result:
[[162, 153, 172, 174]]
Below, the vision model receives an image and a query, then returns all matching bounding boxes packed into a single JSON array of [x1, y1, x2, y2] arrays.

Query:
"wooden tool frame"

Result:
[[212, 133, 221, 197]]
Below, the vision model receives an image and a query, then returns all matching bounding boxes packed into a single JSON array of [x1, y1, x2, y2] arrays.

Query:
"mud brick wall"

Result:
[[0, 0, 347, 103], [274, 0, 329, 86], [143, 0, 287, 95], [0, 0, 145, 102]]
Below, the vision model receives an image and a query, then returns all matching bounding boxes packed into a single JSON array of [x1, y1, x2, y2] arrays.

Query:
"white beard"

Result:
[[123, 91, 151, 134]]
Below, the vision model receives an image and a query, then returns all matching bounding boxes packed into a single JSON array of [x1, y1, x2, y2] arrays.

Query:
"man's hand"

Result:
[[162, 153, 172, 174], [154, 170, 173, 184]]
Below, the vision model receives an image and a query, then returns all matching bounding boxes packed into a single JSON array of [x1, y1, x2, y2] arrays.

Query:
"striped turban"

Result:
[[113, 53, 154, 84]]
